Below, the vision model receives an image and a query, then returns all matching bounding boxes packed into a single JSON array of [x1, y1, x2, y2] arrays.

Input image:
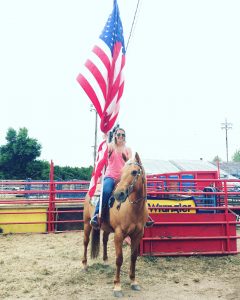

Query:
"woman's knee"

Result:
[[103, 178, 115, 194]]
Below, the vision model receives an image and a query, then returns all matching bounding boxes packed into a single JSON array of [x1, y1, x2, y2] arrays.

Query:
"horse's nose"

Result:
[[114, 190, 126, 202]]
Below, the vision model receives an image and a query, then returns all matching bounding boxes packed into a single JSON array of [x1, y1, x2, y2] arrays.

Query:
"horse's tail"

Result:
[[90, 228, 100, 259]]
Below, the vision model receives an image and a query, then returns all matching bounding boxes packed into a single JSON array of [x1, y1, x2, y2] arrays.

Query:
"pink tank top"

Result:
[[104, 150, 127, 180]]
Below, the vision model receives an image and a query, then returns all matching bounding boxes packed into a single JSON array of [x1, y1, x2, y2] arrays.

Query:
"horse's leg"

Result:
[[129, 231, 143, 291], [103, 231, 110, 263], [113, 229, 124, 297], [82, 220, 92, 271]]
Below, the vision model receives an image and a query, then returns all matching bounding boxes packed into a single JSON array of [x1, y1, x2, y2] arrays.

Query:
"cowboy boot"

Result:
[[145, 215, 154, 228]]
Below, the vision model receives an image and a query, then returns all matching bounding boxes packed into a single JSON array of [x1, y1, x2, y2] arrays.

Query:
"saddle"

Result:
[[90, 183, 115, 209]]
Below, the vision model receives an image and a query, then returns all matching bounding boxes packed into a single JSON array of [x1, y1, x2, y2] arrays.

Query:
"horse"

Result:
[[82, 152, 148, 297]]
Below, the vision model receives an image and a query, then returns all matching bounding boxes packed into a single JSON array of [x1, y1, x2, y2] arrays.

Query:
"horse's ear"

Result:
[[135, 152, 141, 164]]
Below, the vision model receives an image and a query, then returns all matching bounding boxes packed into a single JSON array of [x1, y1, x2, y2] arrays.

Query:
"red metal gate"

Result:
[[142, 174, 240, 256], [141, 213, 238, 256]]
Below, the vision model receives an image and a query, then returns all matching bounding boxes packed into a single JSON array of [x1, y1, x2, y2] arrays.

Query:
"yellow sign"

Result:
[[147, 199, 196, 214], [0, 207, 47, 233]]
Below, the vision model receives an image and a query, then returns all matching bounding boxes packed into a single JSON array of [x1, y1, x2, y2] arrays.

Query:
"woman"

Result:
[[90, 127, 131, 228], [90, 127, 154, 229]]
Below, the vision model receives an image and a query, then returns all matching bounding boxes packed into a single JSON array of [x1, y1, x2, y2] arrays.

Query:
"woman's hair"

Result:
[[114, 128, 126, 144]]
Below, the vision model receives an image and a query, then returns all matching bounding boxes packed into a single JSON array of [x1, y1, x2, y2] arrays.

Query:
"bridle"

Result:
[[115, 161, 147, 206]]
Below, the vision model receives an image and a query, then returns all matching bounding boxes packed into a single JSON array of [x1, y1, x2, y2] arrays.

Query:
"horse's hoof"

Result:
[[81, 265, 88, 272], [103, 260, 109, 266], [131, 284, 141, 291], [113, 290, 123, 298]]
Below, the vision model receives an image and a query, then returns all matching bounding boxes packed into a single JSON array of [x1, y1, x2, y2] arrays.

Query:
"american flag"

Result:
[[77, 0, 125, 134], [77, 0, 126, 197]]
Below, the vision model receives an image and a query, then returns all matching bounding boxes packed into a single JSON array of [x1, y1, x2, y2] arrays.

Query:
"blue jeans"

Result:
[[94, 177, 115, 218]]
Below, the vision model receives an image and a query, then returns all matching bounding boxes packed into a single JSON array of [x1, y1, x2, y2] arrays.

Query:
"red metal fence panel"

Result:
[[141, 213, 238, 256], [0, 166, 240, 256]]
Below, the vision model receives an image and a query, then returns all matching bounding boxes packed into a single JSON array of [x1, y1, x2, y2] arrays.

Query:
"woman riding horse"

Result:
[[90, 127, 132, 228], [90, 127, 154, 228]]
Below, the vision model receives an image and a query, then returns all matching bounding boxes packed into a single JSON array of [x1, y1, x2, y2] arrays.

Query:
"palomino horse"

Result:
[[82, 152, 148, 297]]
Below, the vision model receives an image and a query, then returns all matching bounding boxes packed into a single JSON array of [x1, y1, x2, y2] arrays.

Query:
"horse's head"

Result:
[[113, 152, 146, 204]]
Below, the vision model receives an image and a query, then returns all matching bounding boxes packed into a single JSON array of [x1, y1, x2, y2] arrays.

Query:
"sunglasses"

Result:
[[116, 133, 125, 138]]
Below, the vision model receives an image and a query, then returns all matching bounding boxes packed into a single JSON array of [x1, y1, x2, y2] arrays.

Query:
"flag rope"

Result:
[[126, 0, 141, 51]]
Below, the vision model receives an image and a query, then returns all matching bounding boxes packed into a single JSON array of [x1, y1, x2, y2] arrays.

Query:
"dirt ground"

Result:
[[0, 230, 240, 300]]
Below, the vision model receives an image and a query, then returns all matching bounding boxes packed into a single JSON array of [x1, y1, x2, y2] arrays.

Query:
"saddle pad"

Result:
[[91, 195, 99, 207]]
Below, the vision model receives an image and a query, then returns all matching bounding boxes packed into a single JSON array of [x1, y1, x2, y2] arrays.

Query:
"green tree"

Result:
[[0, 127, 41, 179], [54, 165, 93, 180], [26, 160, 50, 180], [0, 127, 93, 180], [232, 149, 240, 162], [79, 166, 93, 180]]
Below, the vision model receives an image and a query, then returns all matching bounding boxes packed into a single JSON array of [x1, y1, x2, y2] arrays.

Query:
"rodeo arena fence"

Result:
[[0, 161, 240, 256]]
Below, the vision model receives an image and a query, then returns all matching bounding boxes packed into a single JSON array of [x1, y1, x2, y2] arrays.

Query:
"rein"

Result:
[[128, 195, 147, 204]]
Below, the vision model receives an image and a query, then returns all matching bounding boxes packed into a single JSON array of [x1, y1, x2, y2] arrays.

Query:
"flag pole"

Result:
[[98, 173, 105, 224], [98, 133, 108, 224]]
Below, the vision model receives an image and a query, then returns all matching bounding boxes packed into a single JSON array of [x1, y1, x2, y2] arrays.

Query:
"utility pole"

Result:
[[90, 105, 98, 168], [221, 118, 232, 163]]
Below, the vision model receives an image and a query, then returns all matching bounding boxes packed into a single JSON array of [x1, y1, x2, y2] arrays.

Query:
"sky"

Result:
[[1, 0, 240, 168]]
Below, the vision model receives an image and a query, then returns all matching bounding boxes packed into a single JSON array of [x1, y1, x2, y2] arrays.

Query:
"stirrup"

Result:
[[90, 215, 100, 229]]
